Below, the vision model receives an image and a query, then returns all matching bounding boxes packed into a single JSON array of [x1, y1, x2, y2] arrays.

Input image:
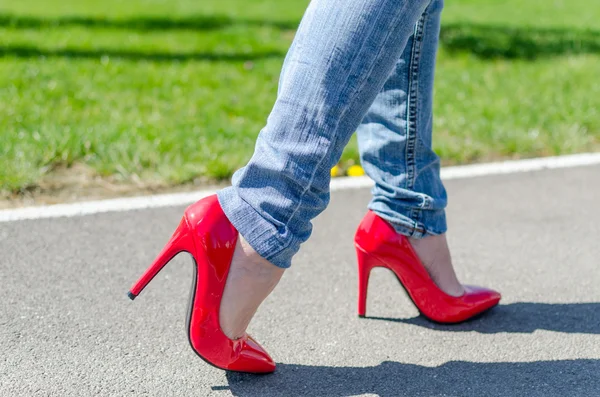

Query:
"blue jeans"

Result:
[[218, 0, 447, 268]]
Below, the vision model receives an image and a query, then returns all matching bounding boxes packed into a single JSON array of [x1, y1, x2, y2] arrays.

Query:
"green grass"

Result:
[[1, 0, 599, 194]]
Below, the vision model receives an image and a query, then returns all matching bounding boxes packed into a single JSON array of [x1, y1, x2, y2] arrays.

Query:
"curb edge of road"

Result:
[[2, 152, 600, 223]]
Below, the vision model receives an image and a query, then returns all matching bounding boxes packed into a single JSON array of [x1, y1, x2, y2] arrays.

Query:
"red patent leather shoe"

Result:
[[128, 195, 276, 374], [355, 210, 501, 324]]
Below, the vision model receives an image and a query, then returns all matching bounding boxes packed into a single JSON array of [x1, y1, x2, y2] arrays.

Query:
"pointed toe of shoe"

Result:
[[227, 335, 276, 374], [431, 286, 501, 324], [463, 285, 501, 313]]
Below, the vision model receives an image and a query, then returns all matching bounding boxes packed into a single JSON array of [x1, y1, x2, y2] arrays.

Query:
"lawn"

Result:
[[1, 0, 599, 195]]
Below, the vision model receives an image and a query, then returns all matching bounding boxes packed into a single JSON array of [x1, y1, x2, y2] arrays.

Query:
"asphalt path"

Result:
[[1, 165, 599, 396]]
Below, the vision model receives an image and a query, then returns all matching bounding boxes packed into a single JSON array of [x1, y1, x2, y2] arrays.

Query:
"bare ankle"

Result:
[[409, 234, 465, 297], [219, 236, 284, 339]]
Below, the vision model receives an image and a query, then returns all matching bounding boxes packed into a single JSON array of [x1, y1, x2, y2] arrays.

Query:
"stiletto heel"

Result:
[[127, 195, 276, 373], [128, 218, 191, 300], [355, 210, 501, 324], [356, 247, 377, 318]]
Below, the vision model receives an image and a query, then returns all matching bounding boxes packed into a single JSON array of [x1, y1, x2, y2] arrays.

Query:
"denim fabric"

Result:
[[357, 0, 447, 238], [218, 0, 438, 268]]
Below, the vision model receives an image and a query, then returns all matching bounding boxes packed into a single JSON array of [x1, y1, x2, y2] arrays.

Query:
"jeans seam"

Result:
[[405, 12, 427, 224]]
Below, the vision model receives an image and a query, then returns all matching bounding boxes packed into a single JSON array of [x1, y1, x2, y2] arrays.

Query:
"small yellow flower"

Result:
[[330, 165, 341, 177], [347, 165, 365, 177]]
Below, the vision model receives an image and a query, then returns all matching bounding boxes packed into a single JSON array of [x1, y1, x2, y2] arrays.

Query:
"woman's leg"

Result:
[[356, 0, 463, 296], [217, 0, 433, 338]]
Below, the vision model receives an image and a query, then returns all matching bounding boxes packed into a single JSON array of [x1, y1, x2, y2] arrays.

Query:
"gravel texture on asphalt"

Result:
[[1, 165, 599, 396]]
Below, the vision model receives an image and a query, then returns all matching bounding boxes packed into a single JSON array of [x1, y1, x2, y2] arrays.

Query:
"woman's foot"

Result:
[[409, 234, 465, 297], [219, 236, 285, 340], [129, 196, 277, 372], [355, 211, 500, 322]]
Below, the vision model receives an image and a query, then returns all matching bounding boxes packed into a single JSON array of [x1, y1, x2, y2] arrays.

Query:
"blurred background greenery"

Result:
[[1, 0, 599, 197]]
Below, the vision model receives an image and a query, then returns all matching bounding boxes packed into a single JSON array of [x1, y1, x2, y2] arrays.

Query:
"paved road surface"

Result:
[[1, 165, 599, 396]]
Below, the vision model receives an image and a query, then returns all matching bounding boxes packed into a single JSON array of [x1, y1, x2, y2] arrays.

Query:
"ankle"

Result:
[[409, 234, 465, 297], [236, 236, 281, 275], [219, 236, 284, 340]]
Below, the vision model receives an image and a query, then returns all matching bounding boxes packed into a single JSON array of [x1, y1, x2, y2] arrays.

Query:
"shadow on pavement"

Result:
[[366, 302, 600, 334], [221, 359, 599, 396]]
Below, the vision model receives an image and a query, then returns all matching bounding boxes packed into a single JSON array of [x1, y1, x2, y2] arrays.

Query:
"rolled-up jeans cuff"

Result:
[[217, 187, 294, 269], [368, 203, 447, 239]]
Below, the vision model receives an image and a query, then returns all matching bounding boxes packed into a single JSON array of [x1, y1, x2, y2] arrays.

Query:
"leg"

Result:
[[219, 0, 433, 268], [217, 0, 433, 338], [357, 0, 463, 296]]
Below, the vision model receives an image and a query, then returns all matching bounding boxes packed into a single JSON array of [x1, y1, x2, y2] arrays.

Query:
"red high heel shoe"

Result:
[[355, 211, 501, 324], [127, 195, 276, 373]]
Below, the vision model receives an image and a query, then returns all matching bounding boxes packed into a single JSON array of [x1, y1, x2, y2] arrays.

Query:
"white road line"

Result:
[[1, 152, 599, 223]]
